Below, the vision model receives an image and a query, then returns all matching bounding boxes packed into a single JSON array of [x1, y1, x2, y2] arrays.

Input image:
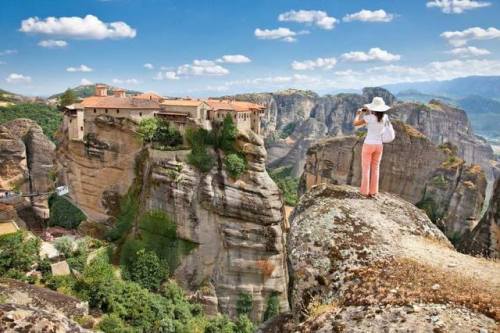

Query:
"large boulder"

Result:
[[0, 303, 90, 333], [270, 184, 499, 332]]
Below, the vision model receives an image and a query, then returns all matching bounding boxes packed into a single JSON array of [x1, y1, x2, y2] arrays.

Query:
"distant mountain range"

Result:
[[48, 84, 141, 100], [384, 76, 500, 100], [395, 89, 500, 141]]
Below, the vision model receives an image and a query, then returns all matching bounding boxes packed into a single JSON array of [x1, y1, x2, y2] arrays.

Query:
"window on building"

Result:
[[105, 109, 108, 114], [69, 119, 72, 123], [80, 126, 83, 131], [116, 109, 120, 114], [94, 109, 96, 113], [139, 112, 143, 117]]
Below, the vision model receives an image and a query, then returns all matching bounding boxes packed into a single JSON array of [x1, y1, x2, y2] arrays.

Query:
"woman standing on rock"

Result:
[[353, 97, 393, 198]]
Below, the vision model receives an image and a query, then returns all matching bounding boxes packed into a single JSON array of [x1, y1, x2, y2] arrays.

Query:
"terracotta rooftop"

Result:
[[206, 99, 265, 112], [80, 96, 160, 109], [161, 99, 206, 107], [135, 92, 164, 100]]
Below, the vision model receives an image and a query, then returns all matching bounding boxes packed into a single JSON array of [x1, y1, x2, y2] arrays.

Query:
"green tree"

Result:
[[236, 292, 253, 316], [224, 153, 247, 178], [137, 118, 159, 143], [48, 195, 86, 229], [217, 115, 238, 152], [153, 119, 183, 147], [0, 231, 40, 277], [58, 88, 77, 107], [121, 248, 168, 291], [186, 128, 215, 172]]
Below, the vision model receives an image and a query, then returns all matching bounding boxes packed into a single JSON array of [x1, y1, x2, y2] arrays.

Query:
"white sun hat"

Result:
[[364, 96, 391, 112]]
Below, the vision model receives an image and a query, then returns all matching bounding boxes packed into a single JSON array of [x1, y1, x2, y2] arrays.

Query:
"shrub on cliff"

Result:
[[138, 118, 183, 148], [269, 166, 299, 206], [121, 248, 168, 291], [236, 292, 253, 316], [224, 153, 247, 178], [263, 292, 280, 322], [48, 195, 86, 229]]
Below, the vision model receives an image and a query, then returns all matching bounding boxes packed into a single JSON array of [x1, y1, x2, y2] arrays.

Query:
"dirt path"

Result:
[[400, 235, 500, 293]]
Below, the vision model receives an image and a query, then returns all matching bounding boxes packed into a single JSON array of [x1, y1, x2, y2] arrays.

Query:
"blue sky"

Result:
[[1, 0, 499, 97]]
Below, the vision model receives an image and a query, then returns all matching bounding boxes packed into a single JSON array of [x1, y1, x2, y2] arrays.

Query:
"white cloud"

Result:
[[216, 54, 251, 64], [278, 10, 338, 30], [341, 48, 401, 62], [144, 63, 154, 69], [6, 73, 32, 84], [66, 64, 93, 72], [38, 39, 67, 48], [254, 27, 301, 42], [441, 27, 500, 46], [177, 60, 229, 76], [19, 15, 136, 39], [291, 57, 337, 70], [343, 9, 394, 23], [427, 0, 491, 14], [0, 49, 17, 56], [80, 78, 93, 85], [155, 59, 228, 80], [447, 46, 491, 56], [112, 78, 139, 85]]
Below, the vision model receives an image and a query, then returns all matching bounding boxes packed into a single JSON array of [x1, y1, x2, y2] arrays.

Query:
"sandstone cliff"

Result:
[[390, 100, 496, 185], [459, 179, 500, 258], [0, 119, 56, 219], [57, 115, 143, 223], [300, 121, 487, 240], [57, 117, 289, 321], [143, 129, 289, 321], [260, 184, 499, 332]]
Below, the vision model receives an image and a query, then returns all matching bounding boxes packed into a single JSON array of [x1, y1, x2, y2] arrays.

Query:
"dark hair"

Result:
[[373, 111, 384, 123]]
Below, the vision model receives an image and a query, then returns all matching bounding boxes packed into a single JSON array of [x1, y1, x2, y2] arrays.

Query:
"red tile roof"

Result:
[[206, 99, 265, 112], [80, 96, 160, 109]]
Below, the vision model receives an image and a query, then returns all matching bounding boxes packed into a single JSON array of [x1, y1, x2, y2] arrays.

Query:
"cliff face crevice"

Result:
[[459, 179, 500, 258], [299, 122, 487, 241]]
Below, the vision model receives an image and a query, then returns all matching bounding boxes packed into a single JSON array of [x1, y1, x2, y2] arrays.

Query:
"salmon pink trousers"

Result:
[[360, 143, 383, 196]]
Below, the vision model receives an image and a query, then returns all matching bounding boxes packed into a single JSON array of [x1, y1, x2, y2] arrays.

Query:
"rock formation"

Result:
[[57, 115, 143, 223], [0, 119, 55, 219], [0, 303, 90, 333], [57, 116, 290, 320], [260, 184, 499, 332], [144, 129, 289, 321], [390, 100, 496, 185], [0, 278, 89, 332], [459, 179, 500, 258], [300, 121, 487, 240]]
